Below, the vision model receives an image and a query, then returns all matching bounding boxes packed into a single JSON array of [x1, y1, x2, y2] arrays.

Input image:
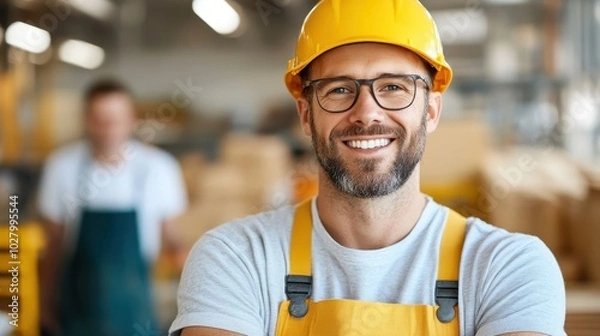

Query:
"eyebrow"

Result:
[[315, 72, 422, 79]]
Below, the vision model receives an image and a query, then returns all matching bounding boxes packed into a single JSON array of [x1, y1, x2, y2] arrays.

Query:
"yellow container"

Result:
[[0, 223, 45, 336]]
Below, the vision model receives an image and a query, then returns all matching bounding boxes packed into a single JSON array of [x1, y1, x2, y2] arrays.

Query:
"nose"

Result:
[[347, 85, 384, 127]]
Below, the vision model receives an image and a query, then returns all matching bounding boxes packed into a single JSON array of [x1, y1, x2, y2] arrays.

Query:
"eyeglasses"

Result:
[[303, 74, 430, 113]]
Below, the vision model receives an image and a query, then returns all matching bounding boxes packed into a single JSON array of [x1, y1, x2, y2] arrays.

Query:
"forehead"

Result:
[[88, 92, 132, 107], [87, 92, 134, 116], [309, 43, 427, 79]]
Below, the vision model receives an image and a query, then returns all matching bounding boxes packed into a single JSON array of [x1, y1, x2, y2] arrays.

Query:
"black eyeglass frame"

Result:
[[302, 74, 431, 113]]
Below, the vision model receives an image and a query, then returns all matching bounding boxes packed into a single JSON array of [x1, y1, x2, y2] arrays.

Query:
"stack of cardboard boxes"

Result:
[[174, 133, 292, 248], [219, 133, 293, 210], [567, 163, 600, 284], [481, 149, 599, 284], [421, 119, 599, 285]]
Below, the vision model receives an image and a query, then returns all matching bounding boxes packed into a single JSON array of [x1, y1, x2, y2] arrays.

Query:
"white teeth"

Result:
[[347, 138, 391, 150]]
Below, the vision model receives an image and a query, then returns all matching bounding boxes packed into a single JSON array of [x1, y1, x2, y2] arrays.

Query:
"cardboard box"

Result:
[[174, 200, 254, 248], [565, 288, 600, 335], [481, 149, 588, 255], [221, 133, 289, 161], [557, 253, 583, 283], [196, 162, 247, 201], [218, 133, 293, 209], [491, 191, 563, 252], [570, 164, 600, 284], [179, 152, 206, 201], [421, 119, 491, 184], [585, 182, 600, 284]]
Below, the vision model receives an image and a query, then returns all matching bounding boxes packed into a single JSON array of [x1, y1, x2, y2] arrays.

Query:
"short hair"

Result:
[[84, 78, 133, 108]]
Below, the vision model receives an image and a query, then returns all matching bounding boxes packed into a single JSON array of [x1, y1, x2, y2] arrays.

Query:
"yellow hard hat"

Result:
[[285, 0, 453, 98]]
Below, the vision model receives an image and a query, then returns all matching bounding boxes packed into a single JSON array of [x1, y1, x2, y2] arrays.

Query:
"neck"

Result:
[[315, 167, 426, 250]]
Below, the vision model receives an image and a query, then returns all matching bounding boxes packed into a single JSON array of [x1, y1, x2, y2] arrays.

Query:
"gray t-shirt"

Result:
[[170, 198, 566, 336]]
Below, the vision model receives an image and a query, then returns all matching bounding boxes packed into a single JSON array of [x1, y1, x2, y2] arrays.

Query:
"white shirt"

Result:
[[38, 139, 187, 261], [170, 198, 566, 336]]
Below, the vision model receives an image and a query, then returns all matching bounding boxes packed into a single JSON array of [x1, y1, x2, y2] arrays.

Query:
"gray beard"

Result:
[[310, 112, 427, 199]]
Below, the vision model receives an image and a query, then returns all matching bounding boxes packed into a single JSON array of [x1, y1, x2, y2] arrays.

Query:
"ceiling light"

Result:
[[59, 39, 105, 69], [5, 21, 51, 54], [192, 0, 241, 36], [69, 0, 115, 21]]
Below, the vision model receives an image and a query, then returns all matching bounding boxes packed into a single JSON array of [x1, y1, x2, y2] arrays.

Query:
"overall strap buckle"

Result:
[[435, 280, 459, 323], [285, 275, 312, 318]]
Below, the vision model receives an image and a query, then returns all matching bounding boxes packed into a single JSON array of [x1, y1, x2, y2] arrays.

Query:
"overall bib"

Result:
[[60, 158, 157, 336], [275, 200, 466, 336]]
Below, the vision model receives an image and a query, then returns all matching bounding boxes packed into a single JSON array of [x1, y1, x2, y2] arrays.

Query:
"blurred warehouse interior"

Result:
[[0, 0, 599, 335]]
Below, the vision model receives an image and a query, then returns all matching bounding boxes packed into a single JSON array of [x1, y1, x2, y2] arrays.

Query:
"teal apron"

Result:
[[60, 157, 157, 336]]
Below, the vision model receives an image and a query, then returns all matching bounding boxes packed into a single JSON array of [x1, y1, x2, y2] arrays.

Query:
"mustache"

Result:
[[329, 124, 407, 141]]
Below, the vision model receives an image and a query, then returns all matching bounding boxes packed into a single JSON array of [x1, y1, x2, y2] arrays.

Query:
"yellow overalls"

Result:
[[275, 200, 466, 335]]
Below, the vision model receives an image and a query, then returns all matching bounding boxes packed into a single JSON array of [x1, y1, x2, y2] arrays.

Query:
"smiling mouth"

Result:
[[343, 138, 394, 150]]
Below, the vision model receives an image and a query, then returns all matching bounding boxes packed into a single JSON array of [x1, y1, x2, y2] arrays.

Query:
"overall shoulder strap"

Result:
[[435, 208, 467, 323], [290, 199, 312, 276], [286, 199, 313, 318], [438, 209, 467, 280]]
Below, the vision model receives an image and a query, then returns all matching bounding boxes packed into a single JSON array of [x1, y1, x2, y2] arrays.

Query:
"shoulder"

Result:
[[134, 141, 179, 168], [48, 140, 87, 161], [181, 205, 294, 303], [461, 217, 566, 335], [132, 142, 183, 181], [462, 216, 564, 305], [463, 217, 552, 263], [45, 140, 87, 168], [174, 206, 295, 336], [205, 205, 294, 246], [189, 205, 295, 261]]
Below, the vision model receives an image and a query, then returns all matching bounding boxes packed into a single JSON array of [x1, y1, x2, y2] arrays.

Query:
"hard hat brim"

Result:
[[285, 39, 453, 98]]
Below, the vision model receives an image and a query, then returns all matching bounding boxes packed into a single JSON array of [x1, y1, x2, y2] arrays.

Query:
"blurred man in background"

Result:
[[38, 79, 187, 336]]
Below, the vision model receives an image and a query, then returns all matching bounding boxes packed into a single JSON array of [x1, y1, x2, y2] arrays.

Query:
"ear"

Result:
[[296, 96, 312, 136], [425, 91, 443, 134]]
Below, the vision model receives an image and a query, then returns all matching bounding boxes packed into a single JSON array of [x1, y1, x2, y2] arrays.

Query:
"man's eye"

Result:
[[330, 87, 352, 94], [382, 84, 405, 91]]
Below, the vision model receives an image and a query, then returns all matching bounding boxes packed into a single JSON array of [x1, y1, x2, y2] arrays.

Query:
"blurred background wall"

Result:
[[0, 0, 599, 335]]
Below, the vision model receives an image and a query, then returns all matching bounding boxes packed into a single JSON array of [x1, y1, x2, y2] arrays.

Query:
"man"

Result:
[[38, 79, 187, 335], [171, 1, 565, 335]]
